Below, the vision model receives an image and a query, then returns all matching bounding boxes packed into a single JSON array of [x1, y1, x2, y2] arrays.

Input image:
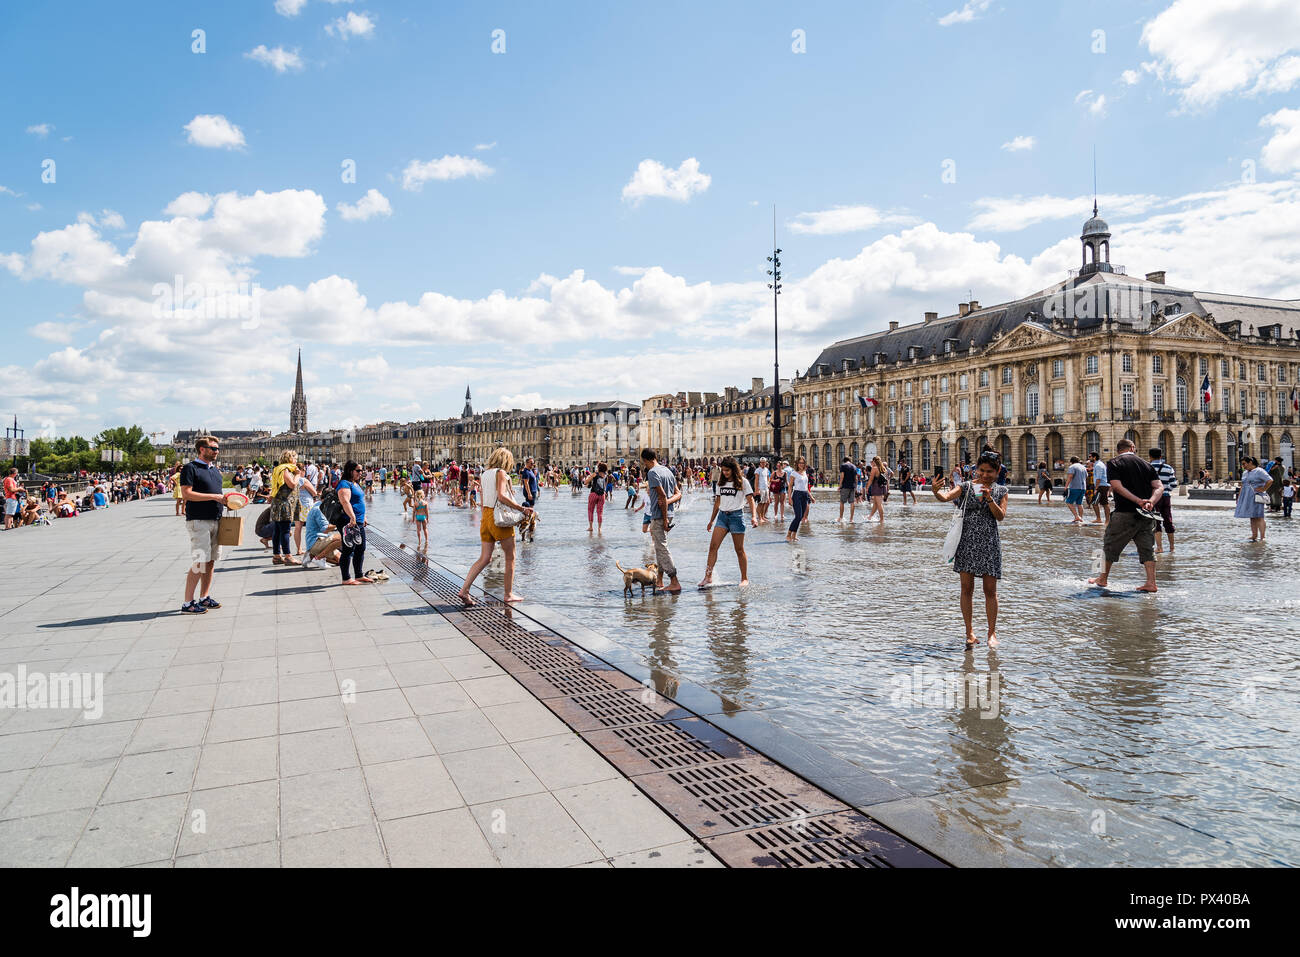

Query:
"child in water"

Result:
[[412, 490, 429, 551]]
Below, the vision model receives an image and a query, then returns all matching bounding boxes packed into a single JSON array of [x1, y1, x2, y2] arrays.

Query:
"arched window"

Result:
[[958, 437, 970, 464], [1026, 384, 1039, 418], [1084, 430, 1100, 457], [823, 444, 832, 472], [810, 445, 819, 470], [1023, 434, 1037, 466], [1261, 433, 1272, 459], [1176, 377, 1188, 413], [1125, 429, 1141, 447], [850, 442, 859, 462], [836, 442, 845, 464], [886, 440, 896, 465], [920, 438, 931, 472], [901, 439, 912, 466]]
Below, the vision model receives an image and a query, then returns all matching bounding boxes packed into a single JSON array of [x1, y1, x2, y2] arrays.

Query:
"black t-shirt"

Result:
[[839, 463, 857, 489], [180, 459, 223, 521], [1105, 453, 1158, 512]]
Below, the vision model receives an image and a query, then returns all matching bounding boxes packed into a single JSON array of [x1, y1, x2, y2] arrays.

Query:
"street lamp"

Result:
[[5, 415, 25, 473], [766, 208, 783, 459]]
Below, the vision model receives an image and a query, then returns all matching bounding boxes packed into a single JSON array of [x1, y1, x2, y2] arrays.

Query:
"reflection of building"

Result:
[[794, 207, 1300, 481]]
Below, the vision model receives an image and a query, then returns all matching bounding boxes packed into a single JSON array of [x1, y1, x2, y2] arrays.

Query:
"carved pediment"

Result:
[[1149, 313, 1230, 343], [985, 322, 1066, 355]]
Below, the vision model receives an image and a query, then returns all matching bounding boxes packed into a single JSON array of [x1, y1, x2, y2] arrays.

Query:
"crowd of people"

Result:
[[153, 434, 1298, 647]]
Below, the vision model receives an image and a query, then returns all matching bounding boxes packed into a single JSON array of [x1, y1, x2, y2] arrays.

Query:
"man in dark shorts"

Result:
[[1148, 447, 1177, 553], [458, 462, 471, 507], [1088, 451, 1110, 525], [837, 456, 858, 522], [898, 459, 915, 504], [1088, 439, 1163, 593]]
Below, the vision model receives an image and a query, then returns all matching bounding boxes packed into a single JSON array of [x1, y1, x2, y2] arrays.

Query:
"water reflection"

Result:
[[371, 487, 1299, 865]]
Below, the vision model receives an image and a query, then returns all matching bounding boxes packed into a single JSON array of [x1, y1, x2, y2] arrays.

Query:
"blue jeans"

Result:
[[789, 490, 810, 533]]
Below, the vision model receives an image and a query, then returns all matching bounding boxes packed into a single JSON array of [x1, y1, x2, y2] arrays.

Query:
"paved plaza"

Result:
[[0, 497, 720, 868]]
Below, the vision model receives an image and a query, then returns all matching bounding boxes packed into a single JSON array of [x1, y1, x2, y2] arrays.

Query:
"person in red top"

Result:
[[3, 468, 20, 529]]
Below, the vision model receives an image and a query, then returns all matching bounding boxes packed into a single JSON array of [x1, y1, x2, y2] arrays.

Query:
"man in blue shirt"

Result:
[[301, 501, 341, 569], [521, 456, 539, 508]]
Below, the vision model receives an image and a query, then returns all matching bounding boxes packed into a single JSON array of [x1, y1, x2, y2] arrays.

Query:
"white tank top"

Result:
[[480, 468, 499, 508]]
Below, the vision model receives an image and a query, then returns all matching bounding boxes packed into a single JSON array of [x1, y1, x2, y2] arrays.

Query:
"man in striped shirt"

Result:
[[1147, 448, 1178, 554]]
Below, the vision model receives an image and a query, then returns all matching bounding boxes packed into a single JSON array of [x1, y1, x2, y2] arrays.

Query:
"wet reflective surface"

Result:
[[370, 485, 1299, 866]]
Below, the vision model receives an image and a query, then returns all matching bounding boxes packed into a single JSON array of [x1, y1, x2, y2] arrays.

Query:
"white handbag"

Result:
[[941, 484, 970, 564]]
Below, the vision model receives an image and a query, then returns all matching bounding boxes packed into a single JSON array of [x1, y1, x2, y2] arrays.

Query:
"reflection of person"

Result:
[[933, 452, 1008, 649]]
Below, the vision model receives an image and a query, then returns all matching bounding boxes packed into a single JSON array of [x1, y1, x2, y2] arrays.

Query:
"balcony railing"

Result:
[[1204, 413, 1221, 424], [1121, 410, 1141, 420], [1182, 411, 1199, 423], [1017, 415, 1037, 426], [993, 417, 1010, 428], [1043, 413, 1064, 424], [1086, 412, 1101, 422], [1227, 413, 1239, 424], [1279, 413, 1295, 425], [1157, 411, 1176, 422], [1259, 415, 1274, 426]]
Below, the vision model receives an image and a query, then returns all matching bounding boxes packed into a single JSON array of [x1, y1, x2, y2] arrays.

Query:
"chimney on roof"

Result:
[[924, 311, 938, 323], [888, 320, 899, 331], [751, 377, 763, 393], [968, 300, 980, 312], [1145, 270, 1166, 285], [958, 303, 970, 317]]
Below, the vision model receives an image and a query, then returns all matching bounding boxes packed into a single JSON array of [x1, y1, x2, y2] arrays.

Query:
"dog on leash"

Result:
[[518, 509, 541, 542], [615, 561, 659, 596]]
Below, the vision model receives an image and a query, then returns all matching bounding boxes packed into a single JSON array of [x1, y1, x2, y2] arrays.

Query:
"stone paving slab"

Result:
[[0, 497, 720, 867]]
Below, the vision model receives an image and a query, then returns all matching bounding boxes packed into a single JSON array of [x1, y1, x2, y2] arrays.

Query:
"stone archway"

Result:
[[1180, 430, 1196, 482], [1158, 429, 1175, 459]]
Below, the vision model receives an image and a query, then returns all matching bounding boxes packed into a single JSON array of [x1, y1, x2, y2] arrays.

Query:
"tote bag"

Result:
[[941, 484, 970, 564]]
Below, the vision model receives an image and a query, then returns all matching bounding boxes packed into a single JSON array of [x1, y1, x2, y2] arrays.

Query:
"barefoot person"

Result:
[[933, 451, 1008, 649], [457, 448, 534, 604], [1088, 439, 1163, 593], [700, 456, 755, 588], [337, 460, 372, 585], [865, 455, 888, 523], [785, 456, 814, 542], [641, 447, 683, 593], [1235, 455, 1273, 543], [412, 489, 429, 551]]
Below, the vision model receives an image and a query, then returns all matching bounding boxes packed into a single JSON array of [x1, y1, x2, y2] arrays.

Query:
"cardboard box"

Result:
[[217, 515, 244, 546]]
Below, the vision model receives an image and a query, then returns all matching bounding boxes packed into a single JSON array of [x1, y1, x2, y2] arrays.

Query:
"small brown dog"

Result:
[[519, 510, 540, 542], [615, 561, 659, 596]]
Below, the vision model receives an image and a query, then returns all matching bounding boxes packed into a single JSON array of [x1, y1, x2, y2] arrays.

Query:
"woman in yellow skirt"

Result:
[[457, 448, 533, 605], [172, 466, 184, 517]]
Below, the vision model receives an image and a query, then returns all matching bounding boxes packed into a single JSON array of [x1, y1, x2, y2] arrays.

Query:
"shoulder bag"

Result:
[[941, 484, 971, 565]]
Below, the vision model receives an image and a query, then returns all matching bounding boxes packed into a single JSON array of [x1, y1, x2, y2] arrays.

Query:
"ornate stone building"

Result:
[[793, 208, 1300, 483], [698, 378, 795, 463]]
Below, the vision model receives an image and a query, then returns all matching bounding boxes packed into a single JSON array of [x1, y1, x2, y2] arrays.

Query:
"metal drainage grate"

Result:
[[566, 689, 665, 728], [609, 722, 726, 769], [367, 527, 950, 869], [535, 667, 621, 697], [742, 817, 892, 868], [669, 762, 810, 829]]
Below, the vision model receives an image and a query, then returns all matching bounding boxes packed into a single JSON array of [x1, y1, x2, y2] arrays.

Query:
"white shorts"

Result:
[[186, 519, 221, 566], [3, 498, 18, 516]]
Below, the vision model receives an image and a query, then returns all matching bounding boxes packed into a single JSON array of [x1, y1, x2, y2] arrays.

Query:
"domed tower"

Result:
[[1079, 200, 1112, 275]]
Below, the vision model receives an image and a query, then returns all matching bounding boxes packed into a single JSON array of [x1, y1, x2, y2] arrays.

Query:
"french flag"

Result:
[[1292, 389, 1299, 412], [858, 395, 880, 408], [1201, 374, 1213, 406]]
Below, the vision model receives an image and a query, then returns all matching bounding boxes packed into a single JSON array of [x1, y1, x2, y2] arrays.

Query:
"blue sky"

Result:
[[3, 0, 1300, 438]]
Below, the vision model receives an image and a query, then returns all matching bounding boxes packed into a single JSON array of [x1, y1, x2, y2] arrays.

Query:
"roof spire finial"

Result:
[[1092, 146, 1098, 217]]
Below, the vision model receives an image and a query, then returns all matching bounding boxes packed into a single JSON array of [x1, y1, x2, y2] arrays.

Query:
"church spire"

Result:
[[461, 385, 474, 419], [289, 349, 308, 432]]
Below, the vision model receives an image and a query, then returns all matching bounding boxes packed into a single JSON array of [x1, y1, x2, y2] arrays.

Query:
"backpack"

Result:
[[319, 485, 347, 526]]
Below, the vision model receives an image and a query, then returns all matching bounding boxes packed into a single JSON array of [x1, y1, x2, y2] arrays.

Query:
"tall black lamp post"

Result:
[[766, 208, 783, 459]]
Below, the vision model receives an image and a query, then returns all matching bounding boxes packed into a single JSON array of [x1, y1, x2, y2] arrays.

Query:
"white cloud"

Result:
[[31, 321, 81, 344], [26, 203, 41, 212], [245, 45, 304, 73], [787, 205, 918, 235], [1260, 108, 1300, 172], [342, 355, 390, 378], [1120, 69, 1141, 86], [275, 0, 309, 16], [938, 0, 991, 27], [1001, 135, 1036, 152], [0, 185, 18, 197], [326, 11, 375, 39], [336, 188, 392, 221], [164, 191, 214, 218], [621, 158, 711, 205], [491, 393, 552, 411], [26, 123, 52, 138], [967, 193, 1163, 232], [184, 114, 246, 150], [1074, 90, 1107, 116], [474, 142, 497, 151], [401, 155, 493, 191], [1141, 0, 1300, 108], [1, 252, 24, 275]]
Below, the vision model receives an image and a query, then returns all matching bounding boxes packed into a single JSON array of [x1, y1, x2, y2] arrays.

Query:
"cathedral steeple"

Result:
[[289, 349, 308, 433], [461, 385, 473, 419]]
